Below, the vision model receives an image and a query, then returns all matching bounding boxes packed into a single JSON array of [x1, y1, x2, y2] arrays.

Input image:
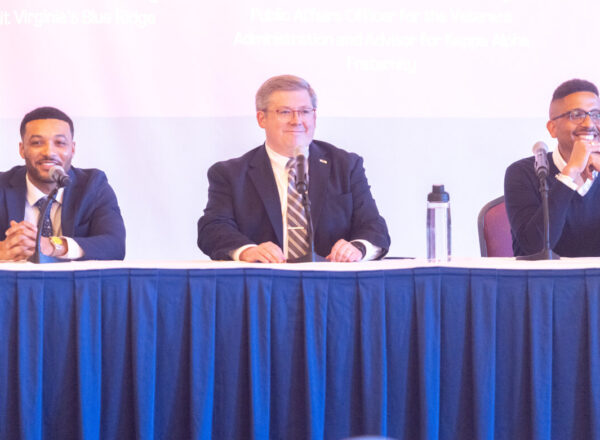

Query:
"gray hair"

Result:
[[255, 74, 317, 111]]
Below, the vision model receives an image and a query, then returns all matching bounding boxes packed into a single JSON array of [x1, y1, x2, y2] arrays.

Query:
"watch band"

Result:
[[350, 241, 367, 259], [50, 236, 65, 256]]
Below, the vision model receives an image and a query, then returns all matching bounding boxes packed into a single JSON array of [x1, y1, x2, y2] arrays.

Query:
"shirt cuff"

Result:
[[555, 173, 578, 191], [352, 239, 382, 261], [231, 244, 257, 261], [62, 237, 84, 260], [555, 172, 596, 196]]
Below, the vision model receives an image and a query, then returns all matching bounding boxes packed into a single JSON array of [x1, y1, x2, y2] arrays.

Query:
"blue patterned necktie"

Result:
[[286, 158, 310, 259], [34, 197, 54, 237]]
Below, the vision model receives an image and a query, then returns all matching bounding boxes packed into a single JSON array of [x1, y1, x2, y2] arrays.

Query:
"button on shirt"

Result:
[[24, 175, 84, 259]]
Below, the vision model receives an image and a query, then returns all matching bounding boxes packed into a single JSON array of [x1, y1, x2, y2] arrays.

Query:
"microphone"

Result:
[[49, 165, 71, 187], [532, 141, 549, 179], [516, 140, 560, 260], [287, 145, 325, 263], [294, 146, 308, 194]]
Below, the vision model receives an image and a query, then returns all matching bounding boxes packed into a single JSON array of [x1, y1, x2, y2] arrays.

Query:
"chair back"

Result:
[[477, 196, 513, 257]]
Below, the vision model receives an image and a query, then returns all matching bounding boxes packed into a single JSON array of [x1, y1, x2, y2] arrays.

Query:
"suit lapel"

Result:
[[59, 169, 76, 235], [6, 168, 27, 223], [248, 145, 284, 245], [308, 142, 330, 233]]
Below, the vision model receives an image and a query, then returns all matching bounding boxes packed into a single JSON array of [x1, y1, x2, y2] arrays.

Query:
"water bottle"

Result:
[[427, 184, 451, 262]]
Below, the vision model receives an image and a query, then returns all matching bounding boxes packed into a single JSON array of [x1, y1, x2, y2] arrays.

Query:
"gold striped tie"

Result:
[[286, 158, 309, 259]]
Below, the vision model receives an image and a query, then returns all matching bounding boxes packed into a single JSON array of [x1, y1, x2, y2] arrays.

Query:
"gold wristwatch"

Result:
[[50, 236, 65, 256]]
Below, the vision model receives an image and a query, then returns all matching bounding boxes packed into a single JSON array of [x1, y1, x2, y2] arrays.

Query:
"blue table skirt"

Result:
[[1, 266, 599, 439]]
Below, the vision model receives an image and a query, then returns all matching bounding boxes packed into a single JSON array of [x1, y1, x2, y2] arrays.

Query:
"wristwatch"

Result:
[[350, 241, 367, 259], [50, 236, 65, 256]]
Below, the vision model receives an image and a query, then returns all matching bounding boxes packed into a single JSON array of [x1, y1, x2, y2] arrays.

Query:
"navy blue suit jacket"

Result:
[[197, 140, 390, 260], [0, 166, 126, 260]]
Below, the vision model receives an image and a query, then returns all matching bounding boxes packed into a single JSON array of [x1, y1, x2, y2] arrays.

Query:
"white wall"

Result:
[[0, 0, 596, 260]]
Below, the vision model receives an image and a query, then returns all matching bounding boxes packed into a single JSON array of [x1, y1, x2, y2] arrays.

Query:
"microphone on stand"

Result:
[[28, 165, 71, 264], [49, 165, 71, 188], [532, 141, 549, 179], [288, 145, 326, 263], [293, 146, 308, 194], [517, 141, 559, 261]]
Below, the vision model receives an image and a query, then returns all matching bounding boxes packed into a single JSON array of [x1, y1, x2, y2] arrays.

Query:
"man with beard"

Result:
[[197, 74, 390, 262], [0, 106, 126, 261], [505, 79, 600, 257]]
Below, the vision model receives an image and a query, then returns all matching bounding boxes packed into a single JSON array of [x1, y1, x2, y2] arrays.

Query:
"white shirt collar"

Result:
[[25, 174, 64, 207], [264, 142, 310, 166], [552, 148, 568, 172], [264, 143, 292, 168]]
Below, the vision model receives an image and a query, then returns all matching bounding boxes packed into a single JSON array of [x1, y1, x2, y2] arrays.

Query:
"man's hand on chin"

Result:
[[583, 151, 600, 181], [570, 136, 600, 181]]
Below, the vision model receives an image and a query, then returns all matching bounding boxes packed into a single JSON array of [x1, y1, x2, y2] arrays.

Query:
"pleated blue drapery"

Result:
[[1, 266, 600, 439]]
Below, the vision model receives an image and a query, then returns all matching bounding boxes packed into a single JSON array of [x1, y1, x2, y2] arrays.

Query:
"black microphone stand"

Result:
[[288, 178, 326, 263], [517, 172, 560, 261], [28, 188, 68, 264]]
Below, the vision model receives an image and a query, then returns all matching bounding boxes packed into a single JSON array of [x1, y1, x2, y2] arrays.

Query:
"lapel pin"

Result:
[[319, 159, 328, 164]]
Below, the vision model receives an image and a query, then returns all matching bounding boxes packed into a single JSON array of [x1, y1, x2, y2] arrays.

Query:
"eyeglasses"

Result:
[[551, 109, 600, 123], [265, 107, 316, 122]]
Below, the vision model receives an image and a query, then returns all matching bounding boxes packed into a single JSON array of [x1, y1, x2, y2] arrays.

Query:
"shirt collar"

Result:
[[552, 147, 567, 172], [265, 142, 291, 167], [26, 174, 64, 207]]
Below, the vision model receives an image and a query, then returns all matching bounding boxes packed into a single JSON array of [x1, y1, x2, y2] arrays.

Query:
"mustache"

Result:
[[36, 155, 61, 163], [574, 129, 599, 135]]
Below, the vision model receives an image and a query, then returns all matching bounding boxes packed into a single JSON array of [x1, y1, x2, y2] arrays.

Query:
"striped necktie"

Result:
[[34, 197, 54, 237], [286, 158, 310, 259]]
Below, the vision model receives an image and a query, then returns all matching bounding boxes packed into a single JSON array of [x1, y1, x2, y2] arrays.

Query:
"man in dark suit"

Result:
[[197, 75, 390, 262], [0, 106, 126, 261]]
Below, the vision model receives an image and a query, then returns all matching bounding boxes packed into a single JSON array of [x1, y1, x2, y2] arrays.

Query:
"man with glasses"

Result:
[[505, 78, 600, 257], [197, 74, 390, 262]]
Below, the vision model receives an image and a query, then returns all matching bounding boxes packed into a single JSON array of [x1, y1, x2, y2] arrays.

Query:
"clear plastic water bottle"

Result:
[[427, 184, 451, 262]]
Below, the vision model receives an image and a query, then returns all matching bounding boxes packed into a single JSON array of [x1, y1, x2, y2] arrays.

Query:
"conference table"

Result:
[[1, 257, 600, 440]]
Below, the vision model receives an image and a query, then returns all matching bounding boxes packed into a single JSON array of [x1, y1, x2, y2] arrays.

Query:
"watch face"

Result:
[[50, 236, 64, 247]]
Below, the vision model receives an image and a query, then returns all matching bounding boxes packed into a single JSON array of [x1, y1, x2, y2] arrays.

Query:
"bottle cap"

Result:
[[427, 184, 449, 202]]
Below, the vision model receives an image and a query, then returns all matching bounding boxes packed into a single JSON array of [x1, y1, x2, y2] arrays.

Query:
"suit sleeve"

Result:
[[504, 158, 575, 256], [197, 163, 255, 260], [347, 156, 390, 258], [70, 173, 126, 261]]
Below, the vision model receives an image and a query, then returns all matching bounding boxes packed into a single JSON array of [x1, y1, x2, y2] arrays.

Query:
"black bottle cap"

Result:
[[427, 184, 449, 202]]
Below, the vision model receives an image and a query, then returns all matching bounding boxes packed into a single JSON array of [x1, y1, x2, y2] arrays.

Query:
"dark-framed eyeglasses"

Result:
[[265, 107, 316, 122], [551, 109, 600, 123]]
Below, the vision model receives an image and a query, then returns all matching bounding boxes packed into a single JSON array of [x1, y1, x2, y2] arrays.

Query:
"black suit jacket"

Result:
[[197, 140, 390, 260], [0, 166, 126, 260]]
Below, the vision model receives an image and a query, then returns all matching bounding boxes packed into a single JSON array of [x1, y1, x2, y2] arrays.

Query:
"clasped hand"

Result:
[[0, 220, 53, 261]]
